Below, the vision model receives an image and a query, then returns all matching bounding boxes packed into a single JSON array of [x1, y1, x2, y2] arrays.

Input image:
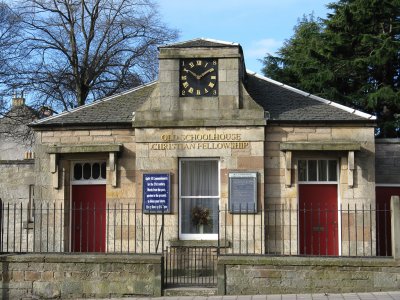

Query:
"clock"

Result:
[[179, 58, 218, 97]]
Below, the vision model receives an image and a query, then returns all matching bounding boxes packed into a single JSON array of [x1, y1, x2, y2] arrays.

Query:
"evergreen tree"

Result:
[[262, 1, 400, 137]]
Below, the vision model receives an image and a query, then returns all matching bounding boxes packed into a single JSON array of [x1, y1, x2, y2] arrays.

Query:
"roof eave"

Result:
[[30, 122, 132, 130]]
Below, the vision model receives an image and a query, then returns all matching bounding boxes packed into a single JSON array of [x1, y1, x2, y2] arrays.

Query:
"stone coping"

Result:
[[280, 141, 361, 151], [46, 144, 122, 154], [0, 253, 162, 264], [218, 255, 398, 267], [375, 138, 400, 144], [0, 159, 34, 165]]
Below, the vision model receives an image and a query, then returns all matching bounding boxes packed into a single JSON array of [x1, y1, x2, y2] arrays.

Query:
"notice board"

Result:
[[143, 173, 170, 213], [229, 172, 257, 213]]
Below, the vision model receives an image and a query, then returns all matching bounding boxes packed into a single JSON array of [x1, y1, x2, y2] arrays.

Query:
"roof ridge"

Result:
[[31, 81, 157, 125], [247, 70, 376, 121], [159, 38, 239, 48]]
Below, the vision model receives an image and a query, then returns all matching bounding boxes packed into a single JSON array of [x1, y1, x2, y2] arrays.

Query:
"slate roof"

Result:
[[31, 37, 376, 129], [31, 82, 156, 128], [245, 72, 376, 123], [159, 38, 240, 49]]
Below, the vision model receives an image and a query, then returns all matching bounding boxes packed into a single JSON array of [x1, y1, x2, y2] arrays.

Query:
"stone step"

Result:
[[163, 287, 218, 296]]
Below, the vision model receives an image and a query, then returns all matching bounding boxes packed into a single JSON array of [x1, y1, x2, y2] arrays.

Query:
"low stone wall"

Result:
[[218, 256, 400, 295], [0, 254, 163, 299]]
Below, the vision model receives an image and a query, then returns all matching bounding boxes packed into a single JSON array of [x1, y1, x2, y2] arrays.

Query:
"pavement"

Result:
[[80, 291, 400, 300]]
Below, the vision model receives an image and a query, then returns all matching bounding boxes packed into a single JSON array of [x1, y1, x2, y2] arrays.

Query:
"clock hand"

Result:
[[183, 68, 201, 79], [198, 68, 215, 78]]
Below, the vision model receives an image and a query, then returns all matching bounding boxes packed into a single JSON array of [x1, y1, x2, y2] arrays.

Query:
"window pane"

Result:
[[92, 163, 100, 179], [181, 160, 218, 196], [318, 160, 327, 181], [328, 160, 337, 181], [308, 160, 317, 181], [83, 163, 91, 180], [298, 160, 307, 181], [181, 198, 218, 234], [74, 163, 82, 180], [101, 162, 106, 179]]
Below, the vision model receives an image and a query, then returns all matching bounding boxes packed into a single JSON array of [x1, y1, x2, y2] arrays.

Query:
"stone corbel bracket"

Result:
[[280, 141, 361, 188], [47, 144, 122, 189]]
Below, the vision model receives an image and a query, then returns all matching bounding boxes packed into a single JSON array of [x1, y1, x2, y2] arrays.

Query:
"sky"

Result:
[[158, 0, 332, 74]]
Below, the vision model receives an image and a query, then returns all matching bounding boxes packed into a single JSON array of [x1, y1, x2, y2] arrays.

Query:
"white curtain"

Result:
[[180, 160, 219, 234]]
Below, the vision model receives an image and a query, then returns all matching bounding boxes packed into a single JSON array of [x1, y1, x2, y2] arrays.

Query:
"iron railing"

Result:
[[164, 246, 218, 287], [218, 204, 392, 257], [0, 200, 392, 257], [0, 201, 164, 254]]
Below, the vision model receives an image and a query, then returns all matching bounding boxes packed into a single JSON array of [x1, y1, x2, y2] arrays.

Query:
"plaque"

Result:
[[229, 172, 257, 213], [143, 173, 170, 213]]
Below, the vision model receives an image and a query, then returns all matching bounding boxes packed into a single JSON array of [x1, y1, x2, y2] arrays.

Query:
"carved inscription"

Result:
[[150, 133, 250, 150]]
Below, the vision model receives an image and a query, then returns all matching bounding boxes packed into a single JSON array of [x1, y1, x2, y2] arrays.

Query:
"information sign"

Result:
[[229, 172, 257, 213], [143, 173, 170, 213]]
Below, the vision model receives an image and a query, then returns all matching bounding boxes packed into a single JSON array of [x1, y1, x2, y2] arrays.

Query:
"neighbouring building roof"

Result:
[[31, 83, 156, 128]]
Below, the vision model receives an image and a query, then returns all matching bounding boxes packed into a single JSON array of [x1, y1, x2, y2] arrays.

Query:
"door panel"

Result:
[[299, 184, 338, 255], [376, 187, 400, 256], [72, 185, 106, 252]]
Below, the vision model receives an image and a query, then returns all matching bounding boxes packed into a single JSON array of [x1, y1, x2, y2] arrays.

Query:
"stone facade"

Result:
[[0, 97, 36, 206], [27, 39, 379, 258]]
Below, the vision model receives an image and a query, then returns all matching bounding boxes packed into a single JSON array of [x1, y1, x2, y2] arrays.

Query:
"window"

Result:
[[179, 159, 219, 239], [72, 161, 106, 184], [298, 159, 337, 182]]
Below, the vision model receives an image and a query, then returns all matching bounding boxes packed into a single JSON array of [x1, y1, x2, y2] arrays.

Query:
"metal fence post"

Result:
[[391, 195, 400, 259]]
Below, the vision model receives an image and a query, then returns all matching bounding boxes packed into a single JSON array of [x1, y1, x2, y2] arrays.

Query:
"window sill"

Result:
[[170, 239, 230, 248]]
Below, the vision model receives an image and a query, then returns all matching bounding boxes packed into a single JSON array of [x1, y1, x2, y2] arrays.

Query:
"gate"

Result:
[[164, 246, 217, 287]]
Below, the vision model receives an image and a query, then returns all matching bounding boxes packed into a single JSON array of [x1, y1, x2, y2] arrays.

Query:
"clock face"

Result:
[[179, 58, 218, 97]]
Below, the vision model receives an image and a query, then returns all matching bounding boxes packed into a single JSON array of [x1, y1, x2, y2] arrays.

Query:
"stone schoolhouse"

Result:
[[28, 38, 382, 257]]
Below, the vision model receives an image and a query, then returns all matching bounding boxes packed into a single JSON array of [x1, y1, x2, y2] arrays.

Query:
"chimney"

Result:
[[12, 91, 26, 107], [39, 106, 54, 118]]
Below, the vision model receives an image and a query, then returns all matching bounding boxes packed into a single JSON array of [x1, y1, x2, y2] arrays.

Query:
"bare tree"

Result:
[[11, 0, 177, 111], [0, 1, 22, 114]]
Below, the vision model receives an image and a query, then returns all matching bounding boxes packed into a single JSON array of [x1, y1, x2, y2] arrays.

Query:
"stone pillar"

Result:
[[391, 195, 400, 259]]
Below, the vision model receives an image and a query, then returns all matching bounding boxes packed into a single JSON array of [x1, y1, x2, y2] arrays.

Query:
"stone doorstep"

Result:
[[163, 287, 218, 297]]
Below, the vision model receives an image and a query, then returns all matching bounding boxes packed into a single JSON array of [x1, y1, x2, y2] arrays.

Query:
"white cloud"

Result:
[[245, 38, 283, 58]]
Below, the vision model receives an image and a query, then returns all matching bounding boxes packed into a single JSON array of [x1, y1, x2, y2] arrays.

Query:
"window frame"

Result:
[[297, 159, 339, 184], [71, 161, 107, 185], [179, 157, 220, 240]]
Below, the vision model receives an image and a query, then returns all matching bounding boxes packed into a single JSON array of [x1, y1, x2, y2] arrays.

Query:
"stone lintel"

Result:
[[47, 144, 122, 154], [280, 142, 361, 151], [47, 144, 122, 189]]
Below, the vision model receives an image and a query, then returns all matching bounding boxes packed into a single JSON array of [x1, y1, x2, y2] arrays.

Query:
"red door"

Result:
[[72, 185, 106, 252], [376, 187, 400, 256], [299, 184, 338, 256]]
